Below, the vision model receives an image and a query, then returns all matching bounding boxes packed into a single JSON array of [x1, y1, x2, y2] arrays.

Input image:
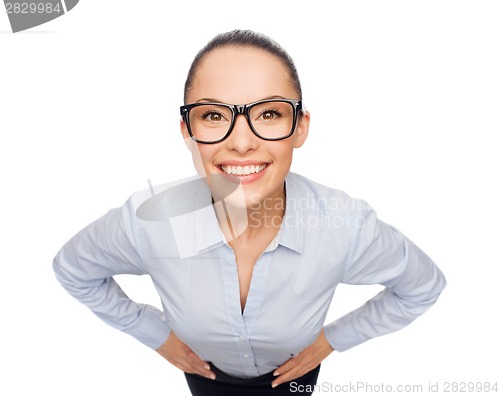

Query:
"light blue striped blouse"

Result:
[[53, 172, 446, 378]]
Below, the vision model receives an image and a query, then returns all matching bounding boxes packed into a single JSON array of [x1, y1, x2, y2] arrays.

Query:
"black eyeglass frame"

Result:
[[180, 98, 303, 144]]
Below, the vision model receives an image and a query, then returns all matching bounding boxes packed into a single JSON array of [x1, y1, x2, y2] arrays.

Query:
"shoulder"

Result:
[[285, 172, 370, 218], [119, 175, 210, 258]]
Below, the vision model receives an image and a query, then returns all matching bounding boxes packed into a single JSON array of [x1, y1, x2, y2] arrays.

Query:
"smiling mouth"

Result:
[[217, 163, 269, 176]]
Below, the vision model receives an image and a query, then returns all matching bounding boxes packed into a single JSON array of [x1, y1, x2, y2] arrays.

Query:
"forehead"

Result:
[[188, 46, 295, 104]]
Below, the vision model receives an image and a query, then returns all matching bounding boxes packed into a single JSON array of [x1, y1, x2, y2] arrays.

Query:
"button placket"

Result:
[[221, 247, 259, 376]]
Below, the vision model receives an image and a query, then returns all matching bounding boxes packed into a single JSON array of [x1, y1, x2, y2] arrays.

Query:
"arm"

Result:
[[272, 201, 446, 387], [324, 202, 447, 351], [53, 198, 216, 379], [52, 199, 170, 350]]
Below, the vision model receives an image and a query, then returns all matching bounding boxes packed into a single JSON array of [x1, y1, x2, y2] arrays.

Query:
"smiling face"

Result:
[[181, 46, 309, 209]]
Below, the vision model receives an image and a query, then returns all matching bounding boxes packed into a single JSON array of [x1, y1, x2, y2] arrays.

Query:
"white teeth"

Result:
[[221, 164, 267, 176]]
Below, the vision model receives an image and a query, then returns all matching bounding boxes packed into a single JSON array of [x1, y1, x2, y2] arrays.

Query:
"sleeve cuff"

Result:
[[323, 317, 365, 352], [122, 304, 171, 350]]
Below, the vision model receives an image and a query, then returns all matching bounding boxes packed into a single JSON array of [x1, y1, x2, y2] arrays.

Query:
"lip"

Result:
[[216, 160, 269, 166], [215, 161, 270, 184]]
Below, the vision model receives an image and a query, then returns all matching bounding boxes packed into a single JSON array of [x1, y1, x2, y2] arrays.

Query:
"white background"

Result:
[[1, 1, 499, 395]]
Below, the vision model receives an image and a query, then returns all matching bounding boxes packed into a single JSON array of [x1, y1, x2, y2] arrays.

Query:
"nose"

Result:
[[225, 114, 259, 153]]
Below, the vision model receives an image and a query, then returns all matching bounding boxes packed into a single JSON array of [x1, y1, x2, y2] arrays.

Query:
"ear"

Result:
[[180, 120, 193, 152], [293, 110, 310, 149]]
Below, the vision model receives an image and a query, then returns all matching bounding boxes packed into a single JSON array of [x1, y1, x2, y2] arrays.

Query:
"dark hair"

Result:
[[183, 29, 302, 103]]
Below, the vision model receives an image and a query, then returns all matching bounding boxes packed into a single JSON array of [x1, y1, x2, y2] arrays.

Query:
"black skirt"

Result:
[[184, 363, 321, 396]]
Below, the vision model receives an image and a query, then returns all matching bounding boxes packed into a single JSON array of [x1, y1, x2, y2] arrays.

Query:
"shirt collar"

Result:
[[194, 173, 305, 255], [277, 173, 305, 254]]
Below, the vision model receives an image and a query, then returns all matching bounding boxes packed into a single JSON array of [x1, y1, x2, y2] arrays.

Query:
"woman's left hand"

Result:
[[271, 329, 334, 388]]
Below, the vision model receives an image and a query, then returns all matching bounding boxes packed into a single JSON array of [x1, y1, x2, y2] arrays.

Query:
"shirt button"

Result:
[[243, 354, 249, 358], [239, 335, 245, 341]]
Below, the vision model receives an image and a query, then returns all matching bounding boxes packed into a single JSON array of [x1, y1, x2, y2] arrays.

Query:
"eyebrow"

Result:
[[195, 95, 288, 104]]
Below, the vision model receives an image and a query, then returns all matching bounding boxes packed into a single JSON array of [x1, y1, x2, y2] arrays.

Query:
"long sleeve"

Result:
[[52, 198, 171, 350], [323, 202, 447, 352]]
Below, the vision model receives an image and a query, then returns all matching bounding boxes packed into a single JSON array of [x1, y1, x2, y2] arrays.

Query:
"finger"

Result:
[[271, 367, 303, 388], [186, 354, 216, 380], [273, 355, 298, 376], [183, 362, 216, 379], [198, 366, 216, 380], [193, 367, 216, 380], [187, 350, 208, 367], [172, 353, 210, 375]]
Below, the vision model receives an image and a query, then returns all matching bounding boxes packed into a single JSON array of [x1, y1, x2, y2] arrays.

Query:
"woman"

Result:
[[53, 30, 446, 395]]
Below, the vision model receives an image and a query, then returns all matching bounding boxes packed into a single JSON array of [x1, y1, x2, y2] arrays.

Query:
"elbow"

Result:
[[398, 267, 447, 317]]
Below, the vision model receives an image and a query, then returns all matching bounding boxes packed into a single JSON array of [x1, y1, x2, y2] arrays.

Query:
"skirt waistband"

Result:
[[189, 363, 320, 386]]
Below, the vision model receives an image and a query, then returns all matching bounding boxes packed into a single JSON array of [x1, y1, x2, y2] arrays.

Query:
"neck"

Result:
[[213, 184, 286, 244]]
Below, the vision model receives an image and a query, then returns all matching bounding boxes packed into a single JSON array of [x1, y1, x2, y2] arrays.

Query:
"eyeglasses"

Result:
[[180, 98, 303, 144]]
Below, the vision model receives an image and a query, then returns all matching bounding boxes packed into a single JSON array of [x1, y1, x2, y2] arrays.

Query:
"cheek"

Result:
[[191, 154, 205, 176], [270, 143, 294, 170], [189, 143, 216, 177]]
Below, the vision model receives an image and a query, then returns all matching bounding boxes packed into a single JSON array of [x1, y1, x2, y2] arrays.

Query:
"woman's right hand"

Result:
[[156, 331, 216, 380]]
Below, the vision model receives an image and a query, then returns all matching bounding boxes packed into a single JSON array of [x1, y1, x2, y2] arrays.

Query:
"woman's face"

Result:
[[181, 46, 309, 209]]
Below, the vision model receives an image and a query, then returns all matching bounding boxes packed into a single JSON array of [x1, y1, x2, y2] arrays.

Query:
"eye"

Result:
[[260, 109, 282, 120], [202, 111, 225, 122]]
